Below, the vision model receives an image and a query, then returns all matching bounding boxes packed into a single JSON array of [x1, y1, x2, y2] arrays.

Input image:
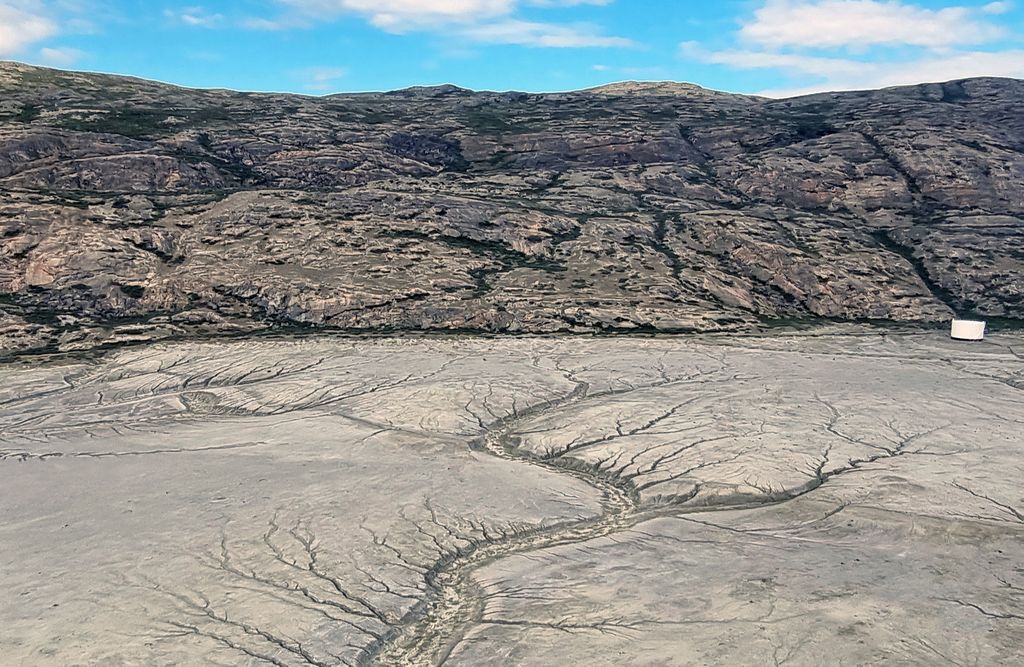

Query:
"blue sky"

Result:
[[2, 1, 1023, 96]]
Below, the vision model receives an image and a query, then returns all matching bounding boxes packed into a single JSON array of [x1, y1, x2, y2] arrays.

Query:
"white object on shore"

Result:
[[951, 319, 986, 341]]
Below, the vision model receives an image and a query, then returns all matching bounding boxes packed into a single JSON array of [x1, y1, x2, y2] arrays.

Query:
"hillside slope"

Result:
[[1, 62, 1022, 353]]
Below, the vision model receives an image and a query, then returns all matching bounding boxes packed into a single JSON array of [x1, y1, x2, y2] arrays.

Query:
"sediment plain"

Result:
[[2, 330, 1023, 665]]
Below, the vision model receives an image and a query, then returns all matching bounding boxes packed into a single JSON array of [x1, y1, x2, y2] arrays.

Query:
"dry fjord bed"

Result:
[[1, 331, 1023, 666]]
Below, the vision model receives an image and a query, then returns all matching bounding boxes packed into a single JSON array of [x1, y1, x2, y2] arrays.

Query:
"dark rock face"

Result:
[[385, 132, 469, 170], [0, 62, 1022, 354]]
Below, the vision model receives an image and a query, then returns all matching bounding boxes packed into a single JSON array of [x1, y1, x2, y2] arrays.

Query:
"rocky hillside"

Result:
[[1, 62, 1022, 354]]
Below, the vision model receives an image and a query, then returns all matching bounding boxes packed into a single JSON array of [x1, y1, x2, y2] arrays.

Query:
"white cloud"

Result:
[[0, 2, 57, 56], [684, 41, 1024, 97], [682, 42, 866, 78], [296, 65, 348, 91], [165, 6, 224, 28], [528, 0, 613, 6], [462, 19, 634, 47], [279, 0, 514, 31], [241, 16, 301, 30], [740, 0, 1004, 50], [38, 45, 84, 65], [681, 1, 1023, 96], [982, 1, 1013, 14], [252, 0, 631, 47]]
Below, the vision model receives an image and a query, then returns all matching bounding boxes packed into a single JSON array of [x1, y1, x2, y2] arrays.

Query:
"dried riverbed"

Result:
[[2, 331, 1023, 665]]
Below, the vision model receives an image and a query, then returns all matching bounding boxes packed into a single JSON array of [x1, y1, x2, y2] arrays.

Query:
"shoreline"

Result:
[[4, 318, 1021, 368]]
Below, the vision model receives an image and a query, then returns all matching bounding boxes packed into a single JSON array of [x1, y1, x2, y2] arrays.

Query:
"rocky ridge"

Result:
[[1, 62, 1022, 354]]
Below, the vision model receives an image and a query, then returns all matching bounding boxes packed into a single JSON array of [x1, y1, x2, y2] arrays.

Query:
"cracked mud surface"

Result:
[[2, 331, 1023, 665]]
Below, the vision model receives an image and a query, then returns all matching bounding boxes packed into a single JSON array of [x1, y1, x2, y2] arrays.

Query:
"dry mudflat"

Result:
[[1, 330, 1023, 666]]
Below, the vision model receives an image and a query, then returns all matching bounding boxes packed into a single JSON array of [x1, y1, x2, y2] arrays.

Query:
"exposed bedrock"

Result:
[[2, 64, 1023, 354]]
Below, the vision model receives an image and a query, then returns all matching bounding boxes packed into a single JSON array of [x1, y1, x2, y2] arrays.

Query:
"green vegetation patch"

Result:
[[58, 105, 234, 140], [0, 105, 43, 124], [460, 108, 548, 135]]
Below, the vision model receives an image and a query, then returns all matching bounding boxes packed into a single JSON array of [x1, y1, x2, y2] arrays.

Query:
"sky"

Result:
[[1, 0, 1023, 97]]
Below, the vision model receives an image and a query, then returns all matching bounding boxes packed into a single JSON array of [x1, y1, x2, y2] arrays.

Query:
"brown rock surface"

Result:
[[1, 63, 1022, 353]]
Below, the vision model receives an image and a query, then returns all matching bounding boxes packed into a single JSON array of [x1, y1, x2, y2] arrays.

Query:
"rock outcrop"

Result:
[[1, 62, 1022, 354]]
